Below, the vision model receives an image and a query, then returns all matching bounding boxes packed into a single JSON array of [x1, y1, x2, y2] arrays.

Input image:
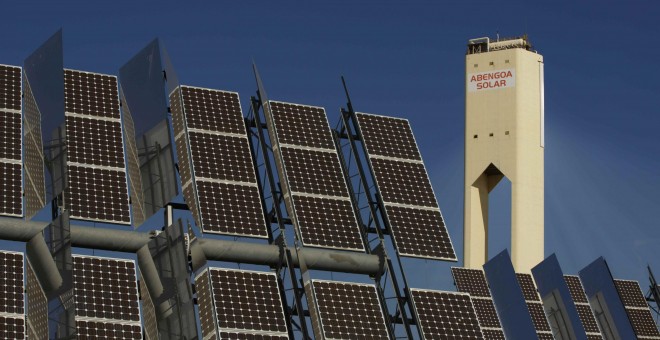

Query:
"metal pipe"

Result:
[[0, 218, 383, 276]]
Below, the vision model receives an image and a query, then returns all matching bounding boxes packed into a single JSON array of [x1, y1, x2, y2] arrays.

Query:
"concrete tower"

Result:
[[464, 36, 544, 273]]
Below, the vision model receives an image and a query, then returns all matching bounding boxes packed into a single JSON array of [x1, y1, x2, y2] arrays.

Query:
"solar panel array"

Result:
[[170, 86, 268, 238], [564, 275, 603, 339], [266, 101, 364, 251], [26, 259, 48, 340], [410, 289, 482, 339], [0, 65, 23, 218], [515, 273, 553, 338], [0, 251, 25, 339], [72, 255, 142, 339], [64, 69, 131, 224], [451, 268, 505, 339], [614, 279, 660, 339], [22, 73, 46, 220], [195, 267, 289, 339], [120, 89, 146, 227], [304, 279, 389, 339], [355, 112, 455, 260]]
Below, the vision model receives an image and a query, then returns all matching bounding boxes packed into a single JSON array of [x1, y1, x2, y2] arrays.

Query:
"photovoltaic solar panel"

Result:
[[451, 268, 504, 339], [219, 331, 289, 339], [72, 255, 142, 339], [515, 273, 553, 337], [119, 90, 146, 226], [564, 275, 604, 338], [194, 267, 289, 338], [355, 112, 456, 260], [139, 276, 158, 340], [305, 279, 389, 340], [410, 289, 483, 339], [26, 260, 48, 340], [0, 250, 25, 340], [0, 65, 23, 218], [64, 69, 131, 224], [614, 279, 660, 339], [266, 100, 364, 251], [170, 85, 268, 238], [22, 74, 46, 220]]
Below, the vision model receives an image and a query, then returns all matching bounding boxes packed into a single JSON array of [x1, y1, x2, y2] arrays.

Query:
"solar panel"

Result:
[[72, 255, 142, 338], [0, 250, 25, 340], [195, 268, 289, 338], [451, 268, 504, 337], [614, 279, 660, 338], [170, 85, 268, 238], [139, 276, 158, 340], [22, 74, 46, 220], [355, 112, 456, 260], [305, 279, 389, 339], [119, 90, 146, 226], [410, 289, 483, 339], [26, 260, 48, 340], [64, 69, 131, 224], [266, 100, 364, 251], [515, 273, 552, 337], [564, 275, 605, 337], [356, 112, 422, 161], [0, 65, 22, 218]]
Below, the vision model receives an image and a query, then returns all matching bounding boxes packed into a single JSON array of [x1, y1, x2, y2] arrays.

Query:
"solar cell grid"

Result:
[[537, 333, 555, 340], [67, 166, 131, 223], [0, 111, 21, 160], [76, 320, 142, 340], [196, 181, 266, 237], [65, 115, 125, 168], [481, 329, 506, 340], [64, 69, 120, 119], [371, 158, 437, 207], [219, 331, 289, 339], [516, 273, 541, 301], [281, 148, 348, 197], [26, 261, 48, 340], [575, 304, 601, 333], [292, 195, 364, 251], [72, 255, 140, 323], [180, 86, 244, 134], [386, 205, 454, 259], [195, 270, 217, 339], [614, 280, 649, 308], [269, 101, 334, 149], [0, 162, 22, 217], [587, 335, 604, 340], [451, 268, 492, 298], [0, 251, 23, 315], [470, 298, 501, 328], [308, 280, 389, 340], [0, 65, 21, 110], [189, 132, 255, 183], [564, 275, 589, 304], [0, 316, 25, 340], [527, 302, 551, 332], [626, 308, 660, 338], [207, 268, 288, 335], [355, 113, 421, 161], [410, 289, 483, 340]]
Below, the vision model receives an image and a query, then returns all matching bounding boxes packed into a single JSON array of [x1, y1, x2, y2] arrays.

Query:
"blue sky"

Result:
[[2, 1, 659, 294]]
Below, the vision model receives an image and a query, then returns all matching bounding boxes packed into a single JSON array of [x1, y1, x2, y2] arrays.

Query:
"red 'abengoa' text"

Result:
[[470, 70, 513, 82]]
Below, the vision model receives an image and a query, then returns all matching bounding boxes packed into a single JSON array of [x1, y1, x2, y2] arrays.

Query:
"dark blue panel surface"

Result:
[[119, 39, 168, 137], [24, 30, 64, 145], [578, 257, 636, 340], [483, 250, 537, 340], [532, 254, 587, 340]]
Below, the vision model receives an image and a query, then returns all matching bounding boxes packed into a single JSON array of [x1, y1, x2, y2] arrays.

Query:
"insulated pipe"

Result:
[[0, 218, 383, 276], [25, 234, 63, 294]]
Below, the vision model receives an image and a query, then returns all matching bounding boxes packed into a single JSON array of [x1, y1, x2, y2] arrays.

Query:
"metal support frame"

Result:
[[336, 77, 420, 339], [647, 266, 660, 321]]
